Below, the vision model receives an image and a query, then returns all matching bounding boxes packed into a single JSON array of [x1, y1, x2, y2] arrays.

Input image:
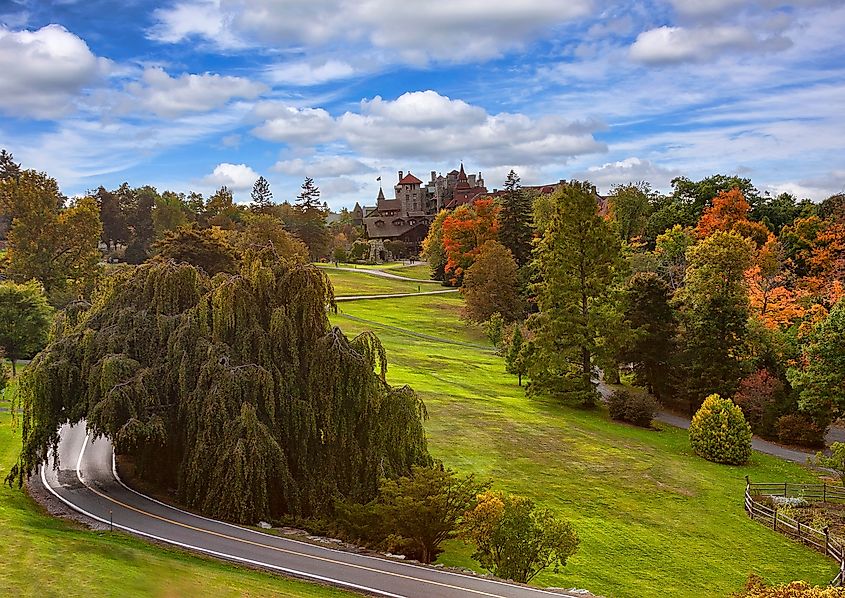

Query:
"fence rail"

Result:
[[745, 477, 845, 586]]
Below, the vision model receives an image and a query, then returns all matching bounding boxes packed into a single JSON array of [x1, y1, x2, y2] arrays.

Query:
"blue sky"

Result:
[[1, 0, 843, 209]]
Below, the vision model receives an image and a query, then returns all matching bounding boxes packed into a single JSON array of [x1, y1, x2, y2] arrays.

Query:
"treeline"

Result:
[[0, 149, 363, 307], [423, 171, 845, 447]]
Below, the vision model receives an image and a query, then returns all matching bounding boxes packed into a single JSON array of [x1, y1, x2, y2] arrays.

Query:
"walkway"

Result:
[[335, 289, 459, 302], [318, 264, 440, 284]]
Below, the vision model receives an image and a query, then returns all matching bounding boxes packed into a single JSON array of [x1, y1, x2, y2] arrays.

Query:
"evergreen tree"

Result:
[[0, 149, 21, 182], [505, 325, 529, 386], [529, 181, 623, 407], [289, 177, 329, 260], [619, 272, 676, 401], [250, 176, 274, 214], [497, 170, 533, 266], [152, 225, 237, 275], [675, 231, 754, 412]]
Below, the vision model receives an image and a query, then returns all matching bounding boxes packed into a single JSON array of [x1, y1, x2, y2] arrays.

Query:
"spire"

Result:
[[458, 162, 467, 182], [377, 187, 385, 201]]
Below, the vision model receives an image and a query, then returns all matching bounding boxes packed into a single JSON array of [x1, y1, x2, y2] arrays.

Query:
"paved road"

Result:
[[318, 265, 440, 284], [40, 423, 579, 598], [336, 289, 459, 302]]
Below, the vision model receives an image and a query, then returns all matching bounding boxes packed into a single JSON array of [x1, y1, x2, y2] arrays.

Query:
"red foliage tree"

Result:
[[441, 198, 500, 285]]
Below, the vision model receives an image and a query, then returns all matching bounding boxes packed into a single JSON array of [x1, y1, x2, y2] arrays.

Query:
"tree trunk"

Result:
[[11, 359, 16, 376]]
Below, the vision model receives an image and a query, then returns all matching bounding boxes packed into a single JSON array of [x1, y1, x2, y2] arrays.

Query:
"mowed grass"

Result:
[[0, 379, 358, 598], [331, 288, 838, 598], [316, 261, 435, 281], [324, 268, 432, 296]]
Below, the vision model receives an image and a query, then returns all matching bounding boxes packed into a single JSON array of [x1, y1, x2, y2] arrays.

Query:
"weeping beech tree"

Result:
[[7, 257, 431, 523]]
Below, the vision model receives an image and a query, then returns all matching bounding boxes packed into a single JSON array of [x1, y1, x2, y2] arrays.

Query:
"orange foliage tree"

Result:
[[695, 188, 770, 247], [441, 198, 500, 285], [746, 235, 804, 328]]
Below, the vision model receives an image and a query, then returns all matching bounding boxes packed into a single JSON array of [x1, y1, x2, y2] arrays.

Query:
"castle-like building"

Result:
[[354, 164, 488, 253]]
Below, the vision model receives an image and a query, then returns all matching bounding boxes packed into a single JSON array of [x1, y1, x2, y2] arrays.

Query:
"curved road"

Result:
[[39, 423, 579, 598]]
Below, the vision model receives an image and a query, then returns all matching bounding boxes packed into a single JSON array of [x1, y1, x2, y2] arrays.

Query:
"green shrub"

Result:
[[689, 394, 752, 465], [608, 390, 657, 428]]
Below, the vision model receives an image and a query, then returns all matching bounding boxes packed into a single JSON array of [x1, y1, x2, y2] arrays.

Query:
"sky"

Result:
[[0, 0, 844, 209]]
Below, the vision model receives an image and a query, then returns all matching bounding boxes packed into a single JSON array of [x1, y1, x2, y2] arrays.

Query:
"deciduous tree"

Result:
[[0, 280, 53, 375], [609, 182, 653, 243], [152, 225, 237, 275], [442, 198, 500, 285], [461, 240, 522, 323]]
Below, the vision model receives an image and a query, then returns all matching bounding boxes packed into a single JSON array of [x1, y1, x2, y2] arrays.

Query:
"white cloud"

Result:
[[271, 156, 373, 177], [149, 0, 593, 63], [267, 60, 357, 86], [253, 91, 606, 169], [124, 67, 266, 117], [251, 104, 336, 145], [573, 157, 683, 194], [630, 24, 791, 64], [201, 162, 260, 191], [0, 24, 111, 118]]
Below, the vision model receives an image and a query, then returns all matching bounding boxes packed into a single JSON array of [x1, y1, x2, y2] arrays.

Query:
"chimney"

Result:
[[431, 170, 436, 182], [398, 170, 404, 181]]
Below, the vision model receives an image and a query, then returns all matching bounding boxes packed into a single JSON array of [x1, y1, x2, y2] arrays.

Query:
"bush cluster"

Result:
[[607, 390, 658, 428], [689, 394, 752, 465], [733, 574, 845, 597], [776, 413, 826, 448]]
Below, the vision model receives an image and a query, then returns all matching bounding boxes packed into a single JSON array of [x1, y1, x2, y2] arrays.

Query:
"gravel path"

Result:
[[318, 264, 440, 284]]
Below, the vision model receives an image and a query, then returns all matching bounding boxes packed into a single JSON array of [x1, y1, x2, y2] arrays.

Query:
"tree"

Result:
[[0, 149, 21, 181], [675, 231, 754, 411], [529, 181, 624, 407], [152, 225, 237, 275], [788, 298, 845, 429], [2, 172, 102, 304], [94, 186, 129, 250], [250, 176, 274, 214], [0, 349, 10, 393], [7, 259, 432, 525], [289, 178, 330, 260], [0, 281, 53, 375], [422, 210, 449, 282], [814, 443, 845, 486], [504, 324, 530, 386], [152, 192, 188, 239], [609, 182, 653, 243], [442, 198, 500, 285], [205, 186, 241, 230], [746, 235, 803, 329], [733, 369, 788, 437], [237, 213, 309, 263], [654, 225, 695, 290], [336, 466, 486, 564], [751, 192, 815, 234], [695, 188, 753, 238], [688, 394, 752, 465], [671, 174, 760, 221], [461, 240, 523, 323], [497, 170, 534, 266], [483, 312, 505, 348], [619, 272, 676, 401], [462, 490, 579, 584]]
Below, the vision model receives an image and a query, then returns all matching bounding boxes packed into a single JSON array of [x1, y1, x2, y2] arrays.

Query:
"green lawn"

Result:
[[316, 261, 435, 281], [325, 268, 433, 296], [0, 378, 358, 598], [331, 287, 838, 598]]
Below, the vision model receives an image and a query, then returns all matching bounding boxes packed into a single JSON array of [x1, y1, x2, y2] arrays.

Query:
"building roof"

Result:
[[399, 172, 423, 185]]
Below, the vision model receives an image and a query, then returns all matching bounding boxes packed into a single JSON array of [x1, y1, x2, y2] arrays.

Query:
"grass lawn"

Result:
[[0, 376, 358, 598], [330, 284, 838, 598], [316, 261, 435, 281], [325, 268, 433, 296]]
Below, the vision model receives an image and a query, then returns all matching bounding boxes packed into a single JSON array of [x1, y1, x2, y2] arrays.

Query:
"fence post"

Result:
[[825, 483, 827, 503], [798, 520, 802, 544], [774, 507, 778, 531], [826, 527, 831, 557], [784, 481, 788, 496]]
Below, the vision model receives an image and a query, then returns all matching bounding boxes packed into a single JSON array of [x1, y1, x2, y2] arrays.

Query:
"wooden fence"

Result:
[[745, 477, 845, 585]]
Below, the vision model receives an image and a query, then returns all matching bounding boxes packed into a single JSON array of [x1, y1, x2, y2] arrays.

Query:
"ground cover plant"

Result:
[[0, 375, 358, 598], [329, 277, 838, 598]]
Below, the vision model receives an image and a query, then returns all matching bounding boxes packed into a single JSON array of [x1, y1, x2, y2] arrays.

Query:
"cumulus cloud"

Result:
[[201, 162, 260, 191], [149, 0, 592, 63], [271, 156, 373, 177], [0, 24, 111, 118], [253, 90, 606, 168], [573, 157, 683, 194], [630, 24, 792, 64], [124, 67, 266, 117]]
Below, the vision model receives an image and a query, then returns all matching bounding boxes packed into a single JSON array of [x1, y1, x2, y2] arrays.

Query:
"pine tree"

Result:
[[0, 149, 21, 182], [250, 176, 274, 214], [289, 177, 329, 260], [497, 170, 533, 266], [529, 181, 623, 407], [296, 177, 323, 211]]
